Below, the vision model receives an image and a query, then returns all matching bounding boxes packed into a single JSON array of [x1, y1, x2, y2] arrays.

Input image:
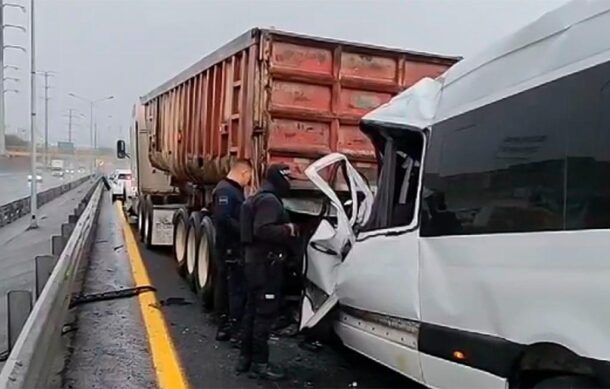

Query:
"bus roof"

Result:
[[363, 0, 610, 130]]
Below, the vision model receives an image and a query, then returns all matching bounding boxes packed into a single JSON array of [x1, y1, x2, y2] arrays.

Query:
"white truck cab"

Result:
[[300, 2, 610, 388]]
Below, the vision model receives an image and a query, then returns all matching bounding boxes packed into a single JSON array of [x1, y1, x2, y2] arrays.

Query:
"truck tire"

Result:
[[172, 208, 189, 277], [185, 211, 203, 291], [195, 215, 216, 309], [533, 375, 597, 388], [143, 195, 154, 248]]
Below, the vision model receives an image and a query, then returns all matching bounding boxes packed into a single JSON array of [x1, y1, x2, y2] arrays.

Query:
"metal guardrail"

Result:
[[0, 178, 103, 388], [0, 175, 93, 228]]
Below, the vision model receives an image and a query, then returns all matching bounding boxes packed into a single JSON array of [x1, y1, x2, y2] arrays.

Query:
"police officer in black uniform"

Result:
[[237, 164, 297, 380], [211, 159, 253, 342]]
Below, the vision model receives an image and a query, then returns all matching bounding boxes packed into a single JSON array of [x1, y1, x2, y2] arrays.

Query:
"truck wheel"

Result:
[[143, 195, 154, 248], [195, 215, 215, 309], [172, 208, 189, 277], [185, 211, 203, 291], [534, 375, 597, 388]]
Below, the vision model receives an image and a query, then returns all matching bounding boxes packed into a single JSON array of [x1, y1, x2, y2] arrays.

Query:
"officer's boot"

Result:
[[248, 363, 285, 381], [216, 315, 230, 341], [229, 319, 241, 348], [235, 355, 251, 374]]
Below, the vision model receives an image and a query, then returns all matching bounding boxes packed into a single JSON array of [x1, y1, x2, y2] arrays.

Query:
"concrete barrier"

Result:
[[0, 178, 103, 388], [34, 255, 55, 300], [6, 292, 32, 352], [0, 175, 93, 228]]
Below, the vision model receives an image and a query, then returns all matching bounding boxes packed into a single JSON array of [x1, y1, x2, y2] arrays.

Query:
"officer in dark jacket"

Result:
[[211, 159, 252, 341], [237, 164, 297, 380]]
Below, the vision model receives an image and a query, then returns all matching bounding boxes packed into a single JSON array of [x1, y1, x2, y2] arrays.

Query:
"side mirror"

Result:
[[117, 139, 127, 159]]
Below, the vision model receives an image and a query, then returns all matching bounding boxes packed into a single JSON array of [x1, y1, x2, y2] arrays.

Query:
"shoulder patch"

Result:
[[218, 195, 229, 205]]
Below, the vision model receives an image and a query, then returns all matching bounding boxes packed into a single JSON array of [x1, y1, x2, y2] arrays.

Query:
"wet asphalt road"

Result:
[[137, 233, 420, 388], [0, 156, 88, 205], [64, 194, 156, 389], [64, 196, 421, 388], [0, 170, 67, 204]]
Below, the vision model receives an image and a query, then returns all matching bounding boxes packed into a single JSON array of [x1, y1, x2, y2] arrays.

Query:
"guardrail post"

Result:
[[73, 203, 82, 217], [61, 223, 75, 240], [34, 255, 55, 300], [51, 235, 65, 259], [7, 290, 33, 350]]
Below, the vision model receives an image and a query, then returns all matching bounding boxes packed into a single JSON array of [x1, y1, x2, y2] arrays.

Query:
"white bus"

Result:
[[300, 1, 610, 388]]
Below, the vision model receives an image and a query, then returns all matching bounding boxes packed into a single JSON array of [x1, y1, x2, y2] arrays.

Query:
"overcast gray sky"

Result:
[[3, 0, 567, 148]]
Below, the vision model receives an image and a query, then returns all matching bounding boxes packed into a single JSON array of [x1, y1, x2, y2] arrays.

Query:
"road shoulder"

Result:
[[63, 195, 157, 389]]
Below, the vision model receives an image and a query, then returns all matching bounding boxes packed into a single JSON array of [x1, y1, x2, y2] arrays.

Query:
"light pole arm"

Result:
[[68, 92, 92, 104], [94, 95, 114, 104]]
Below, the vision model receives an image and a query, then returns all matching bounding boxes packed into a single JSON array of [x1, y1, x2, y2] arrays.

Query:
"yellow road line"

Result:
[[115, 202, 190, 389]]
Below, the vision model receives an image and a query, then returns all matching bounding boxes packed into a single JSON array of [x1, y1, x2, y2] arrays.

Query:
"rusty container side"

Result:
[[146, 31, 259, 186], [131, 104, 173, 194], [142, 29, 458, 190], [259, 30, 454, 189]]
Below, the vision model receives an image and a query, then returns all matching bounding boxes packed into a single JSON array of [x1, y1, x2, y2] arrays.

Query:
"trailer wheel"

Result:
[[143, 195, 154, 248], [185, 211, 203, 290], [172, 208, 189, 277], [195, 215, 216, 308]]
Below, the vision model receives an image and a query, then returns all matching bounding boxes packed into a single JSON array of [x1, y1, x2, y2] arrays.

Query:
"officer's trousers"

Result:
[[228, 261, 246, 327], [214, 251, 247, 331], [240, 260, 284, 364]]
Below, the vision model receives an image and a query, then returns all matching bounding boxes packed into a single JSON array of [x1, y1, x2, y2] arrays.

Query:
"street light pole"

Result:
[[0, 0, 5, 156], [29, 0, 36, 228], [43, 70, 48, 166], [63, 108, 84, 144], [0, 0, 26, 156], [68, 108, 73, 143], [89, 101, 93, 170], [34, 70, 54, 166], [69, 92, 113, 173]]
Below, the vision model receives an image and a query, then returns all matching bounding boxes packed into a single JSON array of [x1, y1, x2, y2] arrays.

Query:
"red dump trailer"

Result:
[[124, 28, 458, 304]]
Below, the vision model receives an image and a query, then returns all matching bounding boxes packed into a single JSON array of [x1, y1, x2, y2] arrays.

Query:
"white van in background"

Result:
[[110, 169, 134, 202], [300, 2, 610, 388]]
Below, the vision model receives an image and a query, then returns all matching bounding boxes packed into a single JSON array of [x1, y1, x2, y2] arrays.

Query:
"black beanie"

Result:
[[266, 164, 291, 198]]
